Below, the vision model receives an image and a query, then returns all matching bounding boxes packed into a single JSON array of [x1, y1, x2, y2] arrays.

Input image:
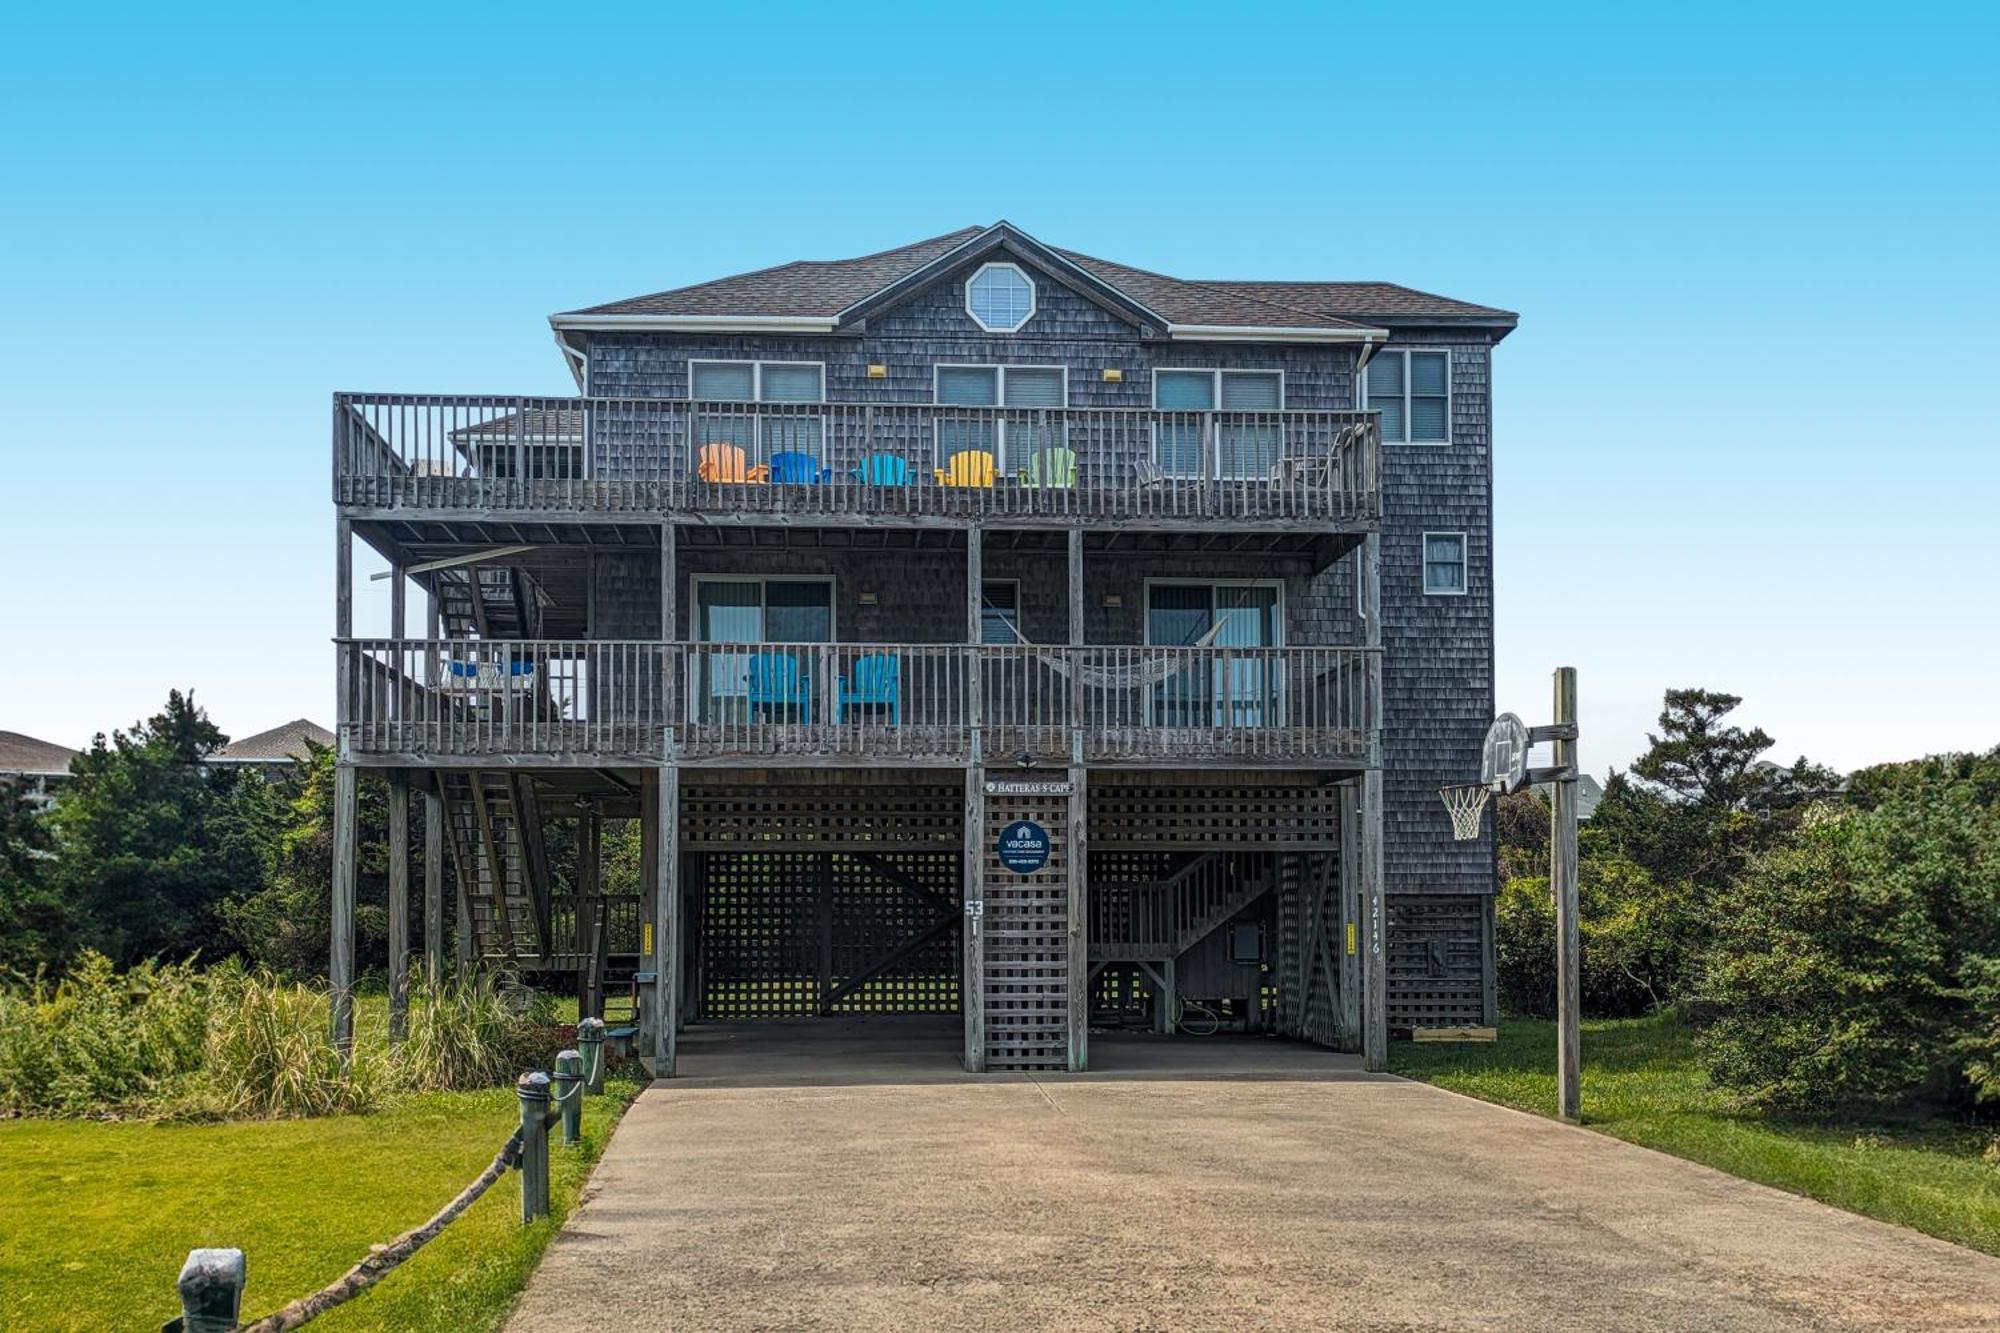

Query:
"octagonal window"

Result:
[[966, 262, 1036, 332]]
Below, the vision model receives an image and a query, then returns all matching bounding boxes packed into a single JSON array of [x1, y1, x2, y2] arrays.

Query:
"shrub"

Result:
[[0, 953, 211, 1115], [393, 970, 533, 1092], [1699, 779, 2000, 1114], [1495, 858, 1692, 1019], [184, 971, 383, 1118]]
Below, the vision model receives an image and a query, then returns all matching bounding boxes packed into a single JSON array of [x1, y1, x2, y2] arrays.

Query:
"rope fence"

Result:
[[164, 1018, 609, 1333]]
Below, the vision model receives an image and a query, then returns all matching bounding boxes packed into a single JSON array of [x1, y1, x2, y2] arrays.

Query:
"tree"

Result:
[[1699, 756, 2000, 1113], [0, 779, 69, 970], [46, 691, 271, 965], [223, 743, 400, 977]]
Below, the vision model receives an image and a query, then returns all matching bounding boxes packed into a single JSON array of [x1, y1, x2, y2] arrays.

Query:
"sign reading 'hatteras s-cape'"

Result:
[[995, 819, 1052, 874]]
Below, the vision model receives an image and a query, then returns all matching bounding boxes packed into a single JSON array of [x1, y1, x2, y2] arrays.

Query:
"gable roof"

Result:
[[552, 222, 1514, 343], [211, 719, 333, 765], [0, 731, 78, 777]]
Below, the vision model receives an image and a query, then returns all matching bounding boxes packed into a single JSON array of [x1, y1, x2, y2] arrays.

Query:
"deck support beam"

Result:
[[652, 764, 680, 1075], [1337, 786, 1360, 1052], [1359, 529, 1388, 1072], [423, 786, 445, 985], [962, 765, 986, 1073], [1066, 762, 1088, 1071], [387, 770, 410, 1042], [330, 762, 358, 1060]]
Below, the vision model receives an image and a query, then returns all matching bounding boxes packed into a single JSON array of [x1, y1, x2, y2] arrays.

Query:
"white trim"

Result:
[[548, 314, 840, 334], [1420, 531, 1469, 596], [686, 358, 827, 403], [964, 261, 1037, 333], [932, 363, 1071, 470], [1361, 346, 1453, 446], [1167, 323, 1388, 343], [1149, 366, 1287, 480]]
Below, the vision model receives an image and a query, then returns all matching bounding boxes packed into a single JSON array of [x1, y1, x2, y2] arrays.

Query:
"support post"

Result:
[[653, 764, 680, 1075], [1067, 527, 1085, 726], [1155, 957, 1176, 1034], [330, 762, 358, 1059], [173, 1248, 246, 1333], [553, 1049, 584, 1146], [423, 788, 445, 985], [1360, 769, 1387, 1071], [335, 516, 352, 739], [388, 771, 410, 1042], [1552, 666, 1581, 1120], [1337, 789, 1361, 1052], [962, 765, 985, 1073], [516, 1072, 551, 1222], [1066, 763, 1088, 1072]]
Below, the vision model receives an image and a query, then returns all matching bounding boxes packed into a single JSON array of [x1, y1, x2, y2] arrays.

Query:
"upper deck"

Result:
[[334, 393, 1380, 531]]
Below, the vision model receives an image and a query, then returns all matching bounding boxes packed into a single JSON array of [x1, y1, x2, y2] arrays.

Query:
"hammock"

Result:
[[988, 609, 1229, 690]]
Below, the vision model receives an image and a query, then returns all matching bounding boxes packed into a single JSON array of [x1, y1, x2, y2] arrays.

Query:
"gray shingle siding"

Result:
[[586, 248, 1498, 911]]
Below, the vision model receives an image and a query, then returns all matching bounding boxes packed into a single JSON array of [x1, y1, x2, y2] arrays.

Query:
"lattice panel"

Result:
[[827, 852, 960, 1015], [699, 851, 822, 1018], [1387, 895, 1490, 1030], [1091, 781, 1341, 849], [983, 787, 1071, 1071], [696, 847, 960, 1020], [682, 783, 961, 849]]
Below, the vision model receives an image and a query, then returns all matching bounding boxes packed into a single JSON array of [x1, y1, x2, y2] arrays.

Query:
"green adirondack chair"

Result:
[[1017, 446, 1078, 489]]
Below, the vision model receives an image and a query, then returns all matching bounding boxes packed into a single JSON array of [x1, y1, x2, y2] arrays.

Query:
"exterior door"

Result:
[[1145, 583, 1280, 726]]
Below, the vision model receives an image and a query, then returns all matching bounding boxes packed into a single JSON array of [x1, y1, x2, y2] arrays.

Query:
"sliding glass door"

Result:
[[693, 579, 833, 723], [1146, 583, 1281, 726]]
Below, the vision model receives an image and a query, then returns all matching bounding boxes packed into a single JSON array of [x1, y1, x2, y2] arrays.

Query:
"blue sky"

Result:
[[1, 2, 1994, 776]]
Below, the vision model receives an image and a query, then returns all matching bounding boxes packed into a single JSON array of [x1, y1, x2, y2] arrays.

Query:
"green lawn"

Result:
[[1392, 1012, 2000, 1255], [0, 1078, 641, 1332]]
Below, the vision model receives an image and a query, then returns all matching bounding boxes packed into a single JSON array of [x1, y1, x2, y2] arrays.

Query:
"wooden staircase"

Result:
[[1089, 852, 1276, 964], [434, 564, 543, 640], [438, 770, 554, 966]]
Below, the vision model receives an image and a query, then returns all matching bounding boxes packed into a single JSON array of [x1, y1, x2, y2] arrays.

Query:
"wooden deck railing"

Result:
[[333, 393, 1380, 525], [340, 640, 1379, 766]]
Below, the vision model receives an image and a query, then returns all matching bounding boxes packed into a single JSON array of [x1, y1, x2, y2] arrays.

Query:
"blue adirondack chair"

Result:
[[838, 652, 901, 723], [851, 453, 911, 485], [746, 651, 812, 722], [768, 451, 830, 484]]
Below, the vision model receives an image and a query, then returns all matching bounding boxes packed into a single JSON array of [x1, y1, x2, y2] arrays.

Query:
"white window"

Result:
[[965, 262, 1036, 332], [1367, 349, 1450, 444], [1422, 532, 1468, 595], [1153, 369, 1284, 479], [689, 577, 835, 724], [1144, 581, 1284, 726], [934, 364, 1067, 468], [980, 580, 1022, 645], [689, 360, 826, 466]]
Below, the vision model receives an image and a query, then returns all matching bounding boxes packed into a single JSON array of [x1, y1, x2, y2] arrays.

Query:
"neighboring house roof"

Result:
[[211, 719, 333, 765], [0, 731, 79, 778], [1533, 773, 1606, 821], [552, 221, 1515, 340]]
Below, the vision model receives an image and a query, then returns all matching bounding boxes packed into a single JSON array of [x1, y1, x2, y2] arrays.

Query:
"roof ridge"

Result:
[[1054, 248, 1363, 328], [562, 227, 984, 317]]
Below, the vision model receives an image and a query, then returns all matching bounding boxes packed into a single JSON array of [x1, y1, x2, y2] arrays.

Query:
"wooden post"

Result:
[[1067, 764, 1088, 1072], [1360, 768, 1387, 1072], [1358, 529, 1388, 1071], [423, 788, 444, 985], [388, 771, 410, 1042], [1337, 789, 1361, 1052], [172, 1248, 246, 1333], [1552, 666, 1581, 1120], [516, 1071, 551, 1222], [962, 765, 985, 1073], [330, 762, 358, 1059], [654, 764, 680, 1076], [553, 1049, 584, 1146], [335, 516, 352, 739], [1067, 527, 1085, 726]]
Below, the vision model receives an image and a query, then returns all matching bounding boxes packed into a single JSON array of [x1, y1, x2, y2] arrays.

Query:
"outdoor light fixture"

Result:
[[1101, 368, 1123, 382], [1103, 593, 1123, 607], [866, 364, 888, 379], [859, 590, 878, 605]]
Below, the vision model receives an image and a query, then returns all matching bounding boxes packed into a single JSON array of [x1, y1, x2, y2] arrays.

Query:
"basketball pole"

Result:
[[1551, 667, 1581, 1121]]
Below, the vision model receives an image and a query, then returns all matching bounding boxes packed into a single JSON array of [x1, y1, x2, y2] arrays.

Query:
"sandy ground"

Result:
[[506, 1017, 2000, 1331]]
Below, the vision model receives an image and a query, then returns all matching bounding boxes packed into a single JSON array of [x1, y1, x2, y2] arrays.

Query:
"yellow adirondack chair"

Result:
[[933, 449, 996, 488]]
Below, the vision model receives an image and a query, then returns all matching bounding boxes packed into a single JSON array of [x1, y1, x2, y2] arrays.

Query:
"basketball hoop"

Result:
[[1440, 783, 1493, 841]]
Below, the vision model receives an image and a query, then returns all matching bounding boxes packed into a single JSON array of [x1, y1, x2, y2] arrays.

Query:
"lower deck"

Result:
[[338, 765, 1494, 1076]]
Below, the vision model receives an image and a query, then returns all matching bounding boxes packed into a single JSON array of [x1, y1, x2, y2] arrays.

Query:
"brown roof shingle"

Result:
[[558, 224, 1514, 331], [212, 719, 333, 764], [0, 731, 78, 777]]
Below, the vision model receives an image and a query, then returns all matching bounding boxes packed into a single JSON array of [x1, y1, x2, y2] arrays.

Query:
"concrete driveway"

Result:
[[508, 1018, 2000, 1331]]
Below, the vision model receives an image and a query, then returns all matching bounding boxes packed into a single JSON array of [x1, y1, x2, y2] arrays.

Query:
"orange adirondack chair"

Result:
[[697, 442, 769, 484]]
